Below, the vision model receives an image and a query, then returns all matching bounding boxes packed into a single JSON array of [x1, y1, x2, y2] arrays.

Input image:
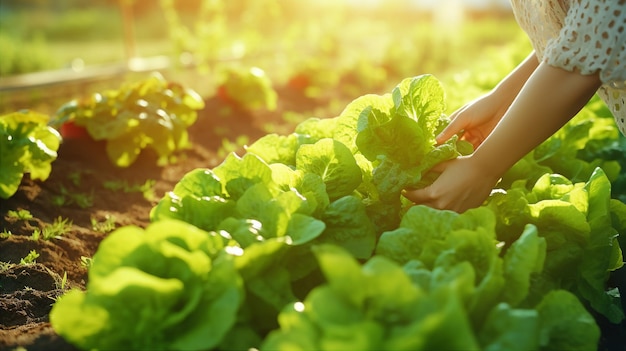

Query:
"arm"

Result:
[[403, 62, 602, 212], [436, 52, 540, 147], [471, 62, 602, 178]]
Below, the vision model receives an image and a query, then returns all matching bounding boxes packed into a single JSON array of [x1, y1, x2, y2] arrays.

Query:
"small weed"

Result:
[[91, 214, 117, 233], [7, 209, 34, 220], [0, 261, 13, 272], [103, 179, 157, 202], [20, 250, 40, 265], [57, 271, 68, 290], [217, 135, 249, 159], [68, 171, 83, 186], [80, 256, 93, 269], [32, 216, 73, 240], [1, 229, 12, 238], [52, 185, 94, 209]]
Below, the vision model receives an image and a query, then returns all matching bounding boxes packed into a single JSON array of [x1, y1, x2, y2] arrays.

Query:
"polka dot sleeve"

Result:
[[543, 0, 626, 87]]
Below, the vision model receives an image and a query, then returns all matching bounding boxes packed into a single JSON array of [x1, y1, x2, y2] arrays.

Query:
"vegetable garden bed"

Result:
[[1, 68, 625, 350], [0, 74, 330, 350]]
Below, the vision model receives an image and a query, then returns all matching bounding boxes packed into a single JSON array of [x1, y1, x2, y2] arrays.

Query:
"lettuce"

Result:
[[218, 66, 278, 111], [488, 168, 625, 323], [52, 72, 204, 167], [262, 244, 480, 351], [295, 138, 362, 201], [355, 75, 472, 200], [50, 219, 243, 350], [0, 110, 61, 199]]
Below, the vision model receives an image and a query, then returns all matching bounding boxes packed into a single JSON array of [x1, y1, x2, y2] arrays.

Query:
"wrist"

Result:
[[464, 152, 509, 185]]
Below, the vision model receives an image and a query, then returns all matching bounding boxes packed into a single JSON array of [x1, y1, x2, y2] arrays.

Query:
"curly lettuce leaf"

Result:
[[354, 75, 471, 213], [245, 132, 312, 166], [50, 219, 243, 351], [262, 245, 480, 351], [221, 66, 278, 111], [536, 290, 600, 350], [150, 168, 236, 231], [488, 169, 624, 323], [0, 110, 61, 199], [295, 138, 362, 201], [316, 195, 377, 259], [53, 72, 203, 167], [213, 152, 275, 199], [333, 93, 394, 154]]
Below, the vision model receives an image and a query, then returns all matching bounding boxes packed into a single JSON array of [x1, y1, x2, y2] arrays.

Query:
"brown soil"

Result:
[[0, 82, 340, 351]]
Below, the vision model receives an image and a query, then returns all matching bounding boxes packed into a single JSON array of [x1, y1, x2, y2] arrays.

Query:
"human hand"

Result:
[[436, 94, 508, 148], [401, 155, 500, 213]]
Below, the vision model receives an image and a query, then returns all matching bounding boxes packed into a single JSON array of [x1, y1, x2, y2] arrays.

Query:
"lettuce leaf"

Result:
[[0, 110, 61, 199], [50, 219, 243, 351], [52, 72, 203, 167], [295, 138, 362, 201]]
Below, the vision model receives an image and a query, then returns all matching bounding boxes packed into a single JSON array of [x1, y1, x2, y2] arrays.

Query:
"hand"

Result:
[[405, 62, 602, 213], [437, 94, 508, 149], [437, 52, 540, 148], [402, 156, 500, 213]]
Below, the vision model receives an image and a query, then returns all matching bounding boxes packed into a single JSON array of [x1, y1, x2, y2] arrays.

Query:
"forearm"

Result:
[[471, 62, 602, 178], [489, 52, 539, 103]]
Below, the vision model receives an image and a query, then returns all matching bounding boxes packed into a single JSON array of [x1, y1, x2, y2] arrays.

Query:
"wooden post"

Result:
[[119, 0, 137, 62]]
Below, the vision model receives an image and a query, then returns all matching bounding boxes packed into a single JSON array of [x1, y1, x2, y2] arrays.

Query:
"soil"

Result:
[[0, 81, 342, 351]]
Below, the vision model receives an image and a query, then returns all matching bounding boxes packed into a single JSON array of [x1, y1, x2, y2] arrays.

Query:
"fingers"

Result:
[[437, 108, 471, 144], [402, 186, 455, 212], [401, 187, 435, 205]]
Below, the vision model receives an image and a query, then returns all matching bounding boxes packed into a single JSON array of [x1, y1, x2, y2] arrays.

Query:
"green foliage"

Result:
[[20, 250, 40, 265], [52, 74, 624, 351], [32, 216, 73, 241], [0, 110, 62, 199], [50, 219, 243, 351], [7, 209, 34, 220], [51, 72, 205, 167], [90, 214, 117, 234], [103, 179, 157, 202], [488, 169, 625, 323], [51, 185, 94, 208], [217, 66, 278, 111], [0, 32, 55, 76]]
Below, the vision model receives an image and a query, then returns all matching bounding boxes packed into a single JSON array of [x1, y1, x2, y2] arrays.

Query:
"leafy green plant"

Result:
[[52, 74, 624, 351], [90, 214, 117, 233], [216, 66, 278, 111], [7, 209, 33, 220], [32, 216, 73, 241], [216, 135, 249, 159], [50, 219, 243, 351], [67, 171, 85, 187], [20, 250, 40, 265], [51, 72, 205, 167], [80, 256, 93, 269], [103, 179, 157, 202], [487, 169, 625, 323], [56, 271, 68, 291], [264, 243, 599, 351], [51, 185, 94, 209], [0, 110, 62, 199]]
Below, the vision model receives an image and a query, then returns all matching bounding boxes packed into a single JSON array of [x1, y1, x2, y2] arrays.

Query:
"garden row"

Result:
[[36, 74, 626, 350]]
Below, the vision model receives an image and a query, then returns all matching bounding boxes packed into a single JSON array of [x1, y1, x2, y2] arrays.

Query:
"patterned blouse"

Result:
[[510, 0, 626, 135]]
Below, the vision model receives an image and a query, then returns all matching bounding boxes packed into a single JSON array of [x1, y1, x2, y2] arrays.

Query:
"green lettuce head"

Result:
[[50, 219, 243, 351]]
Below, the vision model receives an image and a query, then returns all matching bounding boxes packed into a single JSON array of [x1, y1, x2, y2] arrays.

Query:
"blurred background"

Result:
[[0, 0, 527, 114]]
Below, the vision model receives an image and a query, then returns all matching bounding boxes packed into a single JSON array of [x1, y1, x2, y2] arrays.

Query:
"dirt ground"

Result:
[[0, 81, 338, 351]]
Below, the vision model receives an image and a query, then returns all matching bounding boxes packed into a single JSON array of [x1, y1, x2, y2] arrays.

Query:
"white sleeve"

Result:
[[544, 0, 626, 86]]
